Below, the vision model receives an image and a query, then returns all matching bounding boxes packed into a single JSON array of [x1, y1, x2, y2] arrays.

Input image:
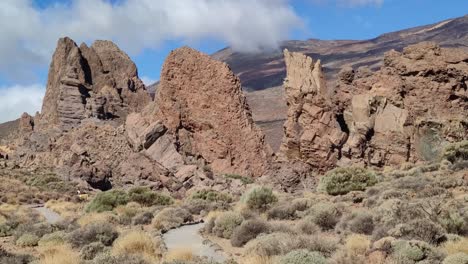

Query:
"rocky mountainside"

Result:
[[215, 15, 468, 151], [1, 23, 467, 194], [214, 15, 468, 91]]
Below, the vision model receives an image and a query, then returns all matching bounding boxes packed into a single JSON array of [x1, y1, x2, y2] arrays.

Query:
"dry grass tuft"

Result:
[[345, 234, 371, 255], [442, 237, 468, 255], [164, 248, 194, 261], [39, 244, 81, 264], [77, 212, 118, 227], [111, 231, 162, 262]]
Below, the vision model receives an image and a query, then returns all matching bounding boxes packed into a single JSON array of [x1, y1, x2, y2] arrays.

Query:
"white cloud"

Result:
[[140, 76, 157, 86], [0, 0, 301, 82], [0, 84, 45, 123]]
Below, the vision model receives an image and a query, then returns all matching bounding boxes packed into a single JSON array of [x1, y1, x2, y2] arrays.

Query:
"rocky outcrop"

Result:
[[38, 37, 150, 131], [19, 113, 34, 134], [335, 42, 468, 166], [279, 50, 347, 171], [155, 47, 272, 177]]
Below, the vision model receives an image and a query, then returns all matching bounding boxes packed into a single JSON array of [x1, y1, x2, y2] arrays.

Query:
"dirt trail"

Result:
[[29, 205, 62, 224], [163, 223, 227, 262]]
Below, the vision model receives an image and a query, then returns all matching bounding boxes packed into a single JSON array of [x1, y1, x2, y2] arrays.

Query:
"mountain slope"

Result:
[[212, 15, 468, 151], [213, 15, 468, 91]]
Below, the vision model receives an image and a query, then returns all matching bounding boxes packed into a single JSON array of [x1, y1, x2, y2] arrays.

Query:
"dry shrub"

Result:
[[212, 211, 244, 239], [77, 212, 119, 227], [16, 233, 40, 247], [114, 202, 142, 225], [39, 244, 81, 264], [164, 248, 194, 262], [295, 218, 320, 235], [38, 231, 65, 247], [231, 218, 269, 247], [337, 210, 374, 235], [330, 235, 370, 264], [442, 237, 468, 255], [68, 222, 118, 248], [112, 231, 162, 262], [80, 242, 106, 260], [279, 250, 326, 264], [152, 207, 192, 231], [245, 232, 338, 257], [442, 253, 468, 264], [306, 202, 342, 231]]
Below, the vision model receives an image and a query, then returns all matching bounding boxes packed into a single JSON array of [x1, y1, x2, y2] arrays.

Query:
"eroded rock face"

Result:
[[19, 113, 34, 134], [155, 47, 272, 177], [335, 42, 468, 166], [279, 49, 347, 171], [38, 37, 150, 131]]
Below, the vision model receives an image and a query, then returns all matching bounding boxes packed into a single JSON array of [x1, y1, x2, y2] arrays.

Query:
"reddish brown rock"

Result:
[[279, 49, 347, 171], [335, 42, 468, 166], [38, 37, 150, 131], [155, 47, 272, 177]]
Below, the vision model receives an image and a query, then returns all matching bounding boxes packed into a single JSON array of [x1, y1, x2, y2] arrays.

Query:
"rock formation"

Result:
[[335, 42, 468, 166], [19, 113, 34, 134], [38, 37, 150, 131], [155, 47, 272, 177], [279, 49, 347, 171]]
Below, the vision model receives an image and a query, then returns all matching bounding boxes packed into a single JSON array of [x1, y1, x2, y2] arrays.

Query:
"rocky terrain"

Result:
[[213, 15, 468, 151], [0, 16, 467, 264]]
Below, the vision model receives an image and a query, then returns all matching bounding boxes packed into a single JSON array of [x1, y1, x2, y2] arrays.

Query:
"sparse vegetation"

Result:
[[128, 187, 173, 207], [318, 167, 377, 195], [85, 190, 129, 213], [242, 187, 278, 211]]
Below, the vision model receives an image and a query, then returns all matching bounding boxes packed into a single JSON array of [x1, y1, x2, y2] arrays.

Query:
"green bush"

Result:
[[38, 231, 66, 247], [68, 222, 118, 248], [443, 253, 468, 264], [442, 141, 468, 163], [128, 187, 173, 207], [318, 167, 377, 195], [399, 219, 446, 244], [280, 250, 327, 264], [242, 187, 278, 211], [0, 220, 19, 237], [86, 190, 129, 213], [391, 240, 445, 263], [224, 174, 254, 185], [190, 189, 232, 203], [230, 219, 269, 247], [213, 212, 244, 239], [267, 199, 309, 220], [16, 233, 39, 247]]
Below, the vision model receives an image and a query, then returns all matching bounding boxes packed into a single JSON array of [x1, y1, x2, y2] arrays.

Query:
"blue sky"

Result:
[[0, 0, 466, 122]]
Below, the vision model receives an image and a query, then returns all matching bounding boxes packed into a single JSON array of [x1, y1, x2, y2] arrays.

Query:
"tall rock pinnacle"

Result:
[[155, 47, 272, 177]]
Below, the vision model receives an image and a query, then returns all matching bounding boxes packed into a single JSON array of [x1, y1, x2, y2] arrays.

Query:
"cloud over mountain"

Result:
[[0, 0, 301, 82]]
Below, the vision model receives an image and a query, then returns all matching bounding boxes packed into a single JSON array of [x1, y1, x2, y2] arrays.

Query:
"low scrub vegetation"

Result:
[[318, 167, 377, 195]]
